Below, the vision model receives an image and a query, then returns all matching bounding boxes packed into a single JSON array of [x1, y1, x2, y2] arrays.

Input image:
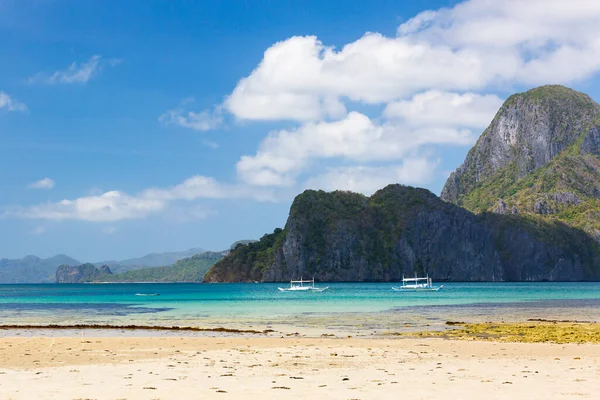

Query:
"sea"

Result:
[[1, 282, 599, 336]]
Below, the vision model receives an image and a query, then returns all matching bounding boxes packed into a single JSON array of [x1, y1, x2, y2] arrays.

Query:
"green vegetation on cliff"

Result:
[[103, 252, 223, 282], [205, 85, 600, 283], [442, 85, 600, 240], [204, 229, 286, 282], [205, 184, 600, 283], [459, 150, 600, 235]]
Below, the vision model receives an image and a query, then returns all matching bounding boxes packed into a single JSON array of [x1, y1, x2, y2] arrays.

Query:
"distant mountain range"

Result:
[[94, 247, 205, 273], [0, 254, 81, 283], [56, 252, 225, 283], [0, 247, 207, 283]]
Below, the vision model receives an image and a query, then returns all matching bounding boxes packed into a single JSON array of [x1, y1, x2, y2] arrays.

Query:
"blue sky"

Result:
[[2, 0, 600, 261]]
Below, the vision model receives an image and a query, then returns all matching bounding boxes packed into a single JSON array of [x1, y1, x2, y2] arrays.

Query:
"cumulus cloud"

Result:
[[27, 178, 55, 190], [12, 0, 600, 223], [224, 0, 600, 189], [398, 0, 600, 85], [10, 191, 164, 222], [6, 176, 274, 222], [303, 158, 440, 195], [0, 92, 26, 112], [236, 110, 474, 187], [383, 91, 504, 128], [234, 89, 499, 188], [159, 99, 223, 131], [223, 0, 600, 123], [29, 55, 119, 85], [225, 34, 483, 122]]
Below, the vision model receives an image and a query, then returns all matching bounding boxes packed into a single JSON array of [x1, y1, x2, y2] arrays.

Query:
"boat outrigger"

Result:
[[392, 275, 443, 292], [278, 278, 328, 292]]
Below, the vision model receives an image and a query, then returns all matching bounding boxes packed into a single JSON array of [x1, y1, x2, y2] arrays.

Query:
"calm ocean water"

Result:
[[1, 282, 599, 334]]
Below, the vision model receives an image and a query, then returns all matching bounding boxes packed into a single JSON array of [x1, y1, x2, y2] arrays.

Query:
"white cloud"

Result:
[[399, 0, 600, 85], [383, 91, 504, 128], [304, 158, 439, 195], [29, 55, 119, 85], [0, 92, 26, 112], [223, 0, 600, 123], [159, 99, 222, 131], [236, 111, 474, 187], [399, 0, 600, 49], [6, 176, 274, 222], [12, 190, 164, 222], [28, 178, 55, 190], [224, 0, 600, 189], [155, 0, 600, 195], [225, 34, 483, 122], [11, 0, 600, 224]]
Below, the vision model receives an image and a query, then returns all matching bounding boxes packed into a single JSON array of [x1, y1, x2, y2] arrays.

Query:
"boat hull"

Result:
[[391, 285, 443, 292], [278, 287, 329, 292]]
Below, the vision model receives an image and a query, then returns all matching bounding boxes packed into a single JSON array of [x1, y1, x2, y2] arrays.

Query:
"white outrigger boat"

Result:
[[392, 275, 443, 292], [278, 278, 328, 292]]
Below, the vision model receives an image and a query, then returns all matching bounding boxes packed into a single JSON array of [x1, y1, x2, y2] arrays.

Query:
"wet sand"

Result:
[[1, 334, 600, 399]]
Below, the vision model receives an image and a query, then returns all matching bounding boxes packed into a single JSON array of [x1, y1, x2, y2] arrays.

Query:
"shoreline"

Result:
[[0, 324, 275, 334], [2, 320, 600, 342]]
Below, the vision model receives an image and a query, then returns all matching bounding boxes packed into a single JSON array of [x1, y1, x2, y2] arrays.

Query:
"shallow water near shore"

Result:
[[1, 282, 599, 335]]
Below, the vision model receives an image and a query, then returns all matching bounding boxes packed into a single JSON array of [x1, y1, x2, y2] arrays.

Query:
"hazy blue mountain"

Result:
[[94, 247, 205, 273], [57, 252, 224, 283], [0, 254, 81, 283], [1, 247, 208, 283]]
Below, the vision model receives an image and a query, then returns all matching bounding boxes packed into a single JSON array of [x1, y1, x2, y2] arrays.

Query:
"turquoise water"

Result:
[[1, 282, 600, 334]]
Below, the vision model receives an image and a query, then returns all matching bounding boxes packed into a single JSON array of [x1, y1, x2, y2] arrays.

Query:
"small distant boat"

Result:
[[392, 275, 443, 292], [135, 293, 160, 296], [278, 278, 328, 292]]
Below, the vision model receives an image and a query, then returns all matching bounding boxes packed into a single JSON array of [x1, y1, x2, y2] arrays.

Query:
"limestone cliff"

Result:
[[441, 85, 600, 203], [55, 264, 112, 283], [205, 85, 600, 283], [204, 185, 600, 282], [440, 85, 600, 239]]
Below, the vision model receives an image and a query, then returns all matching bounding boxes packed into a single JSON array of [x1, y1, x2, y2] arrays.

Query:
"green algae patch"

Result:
[[398, 321, 600, 344]]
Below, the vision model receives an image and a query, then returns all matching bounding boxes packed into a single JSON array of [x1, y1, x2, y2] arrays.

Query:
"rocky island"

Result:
[[205, 85, 600, 283], [55, 263, 113, 283]]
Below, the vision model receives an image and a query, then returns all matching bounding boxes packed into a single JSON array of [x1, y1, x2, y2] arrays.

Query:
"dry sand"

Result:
[[1, 334, 600, 399]]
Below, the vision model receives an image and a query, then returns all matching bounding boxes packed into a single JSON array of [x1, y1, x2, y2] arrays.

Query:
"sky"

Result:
[[2, 0, 600, 262]]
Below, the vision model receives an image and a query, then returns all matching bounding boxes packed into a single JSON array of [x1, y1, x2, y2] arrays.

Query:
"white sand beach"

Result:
[[1, 335, 599, 399]]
